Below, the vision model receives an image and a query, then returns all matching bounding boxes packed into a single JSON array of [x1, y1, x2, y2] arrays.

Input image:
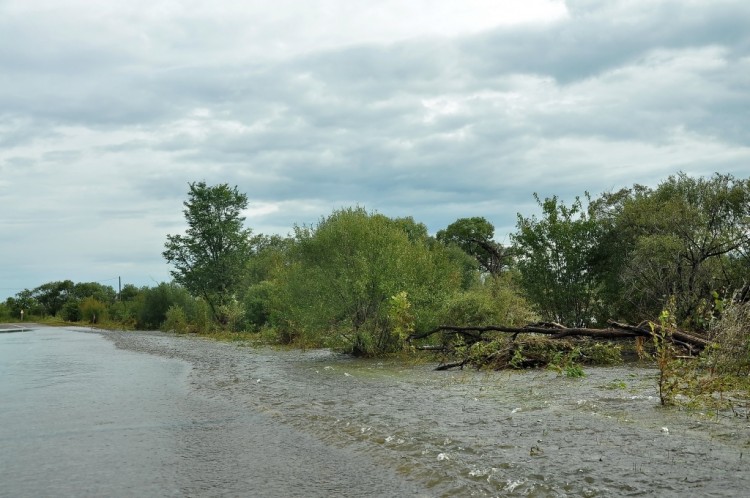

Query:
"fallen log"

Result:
[[408, 320, 709, 351]]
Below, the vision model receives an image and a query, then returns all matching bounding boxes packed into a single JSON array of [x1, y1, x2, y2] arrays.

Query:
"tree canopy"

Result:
[[270, 207, 473, 355], [436, 217, 510, 275], [163, 181, 253, 321], [512, 194, 601, 327]]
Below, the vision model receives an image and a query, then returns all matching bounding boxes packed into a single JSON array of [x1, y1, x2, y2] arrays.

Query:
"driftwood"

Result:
[[408, 320, 710, 352]]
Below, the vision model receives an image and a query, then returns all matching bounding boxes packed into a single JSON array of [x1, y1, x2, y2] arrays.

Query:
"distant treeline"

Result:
[[3, 172, 748, 357]]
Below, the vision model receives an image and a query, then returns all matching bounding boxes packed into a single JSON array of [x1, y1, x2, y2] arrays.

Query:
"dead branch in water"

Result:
[[408, 320, 710, 370]]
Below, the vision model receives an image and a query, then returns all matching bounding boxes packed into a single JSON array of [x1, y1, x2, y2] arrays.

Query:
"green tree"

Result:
[[31, 280, 75, 316], [271, 207, 468, 355], [615, 173, 750, 326], [72, 282, 116, 304], [136, 283, 194, 329], [163, 182, 253, 321], [241, 234, 293, 330], [436, 217, 510, 275], [512, 194, 602, 327]]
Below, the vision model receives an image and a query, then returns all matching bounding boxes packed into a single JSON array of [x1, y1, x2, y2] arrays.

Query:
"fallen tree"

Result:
[[407, 320, 710, 371]]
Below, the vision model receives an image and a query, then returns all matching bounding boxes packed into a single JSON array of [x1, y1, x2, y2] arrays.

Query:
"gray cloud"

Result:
[[2, 0, 749, 298]]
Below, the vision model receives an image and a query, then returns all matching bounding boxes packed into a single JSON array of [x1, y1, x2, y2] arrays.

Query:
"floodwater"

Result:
[[2, 327, 750, 497]]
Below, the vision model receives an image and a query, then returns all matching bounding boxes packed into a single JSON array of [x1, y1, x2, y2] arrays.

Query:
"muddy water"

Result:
[[3, 328, 750, 496]]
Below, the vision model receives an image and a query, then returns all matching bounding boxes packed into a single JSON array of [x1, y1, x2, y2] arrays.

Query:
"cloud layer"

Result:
[[2, 0, 749, 298]]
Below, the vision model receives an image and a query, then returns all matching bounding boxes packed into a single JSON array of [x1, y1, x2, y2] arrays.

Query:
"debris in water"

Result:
[[530, 445, 544, 456], [511, 407, 521, 414], [661, 427, 669, 434], [437, 453, 449, 461]]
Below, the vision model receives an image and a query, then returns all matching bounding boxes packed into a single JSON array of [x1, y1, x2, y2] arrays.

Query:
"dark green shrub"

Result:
[[80, 296, 107, 323]]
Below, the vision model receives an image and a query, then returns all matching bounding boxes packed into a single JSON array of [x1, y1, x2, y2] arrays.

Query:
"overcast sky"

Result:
[[2, 0, 749, 299]]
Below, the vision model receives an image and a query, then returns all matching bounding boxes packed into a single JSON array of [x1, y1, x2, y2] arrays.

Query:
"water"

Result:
[[0, 327, 422, 497], [3, 327, 750, 496]]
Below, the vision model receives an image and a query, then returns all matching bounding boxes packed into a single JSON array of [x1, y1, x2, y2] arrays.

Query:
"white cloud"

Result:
[[1, 0, 749, 298]]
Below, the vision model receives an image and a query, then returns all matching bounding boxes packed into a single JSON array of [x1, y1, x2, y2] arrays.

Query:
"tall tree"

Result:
[[512, 194, 602, 327], [163, 182, 253, 321], [616, 173, 750, 326]]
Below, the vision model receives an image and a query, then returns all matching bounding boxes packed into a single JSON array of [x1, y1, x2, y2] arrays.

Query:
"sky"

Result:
[[1, 0, 749, 299]]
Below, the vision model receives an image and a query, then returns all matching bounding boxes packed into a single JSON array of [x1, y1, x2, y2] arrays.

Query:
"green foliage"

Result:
[[191, 299, 213, 334], [136, 283, 193, 329], [439, 273, 537, 327], [60, 300, 81, 322], [606, 173, 750, 327], [217, 299, 245, 332], [436, 217, 510, 275], [72, 282, 116, 304], [79, 296, 107, 323], [30, 280, 75, 316], [243, 281, 275, 330], [119, 284, 141, 301], [0, 302, 11, 321], [387, 291, 415, 342], [512, 194, 602, 326], [163, 305, 189, 334], [108, 300, 139, 328], [271, 207, 468, 355], [458, 335, 620, 372], [650, 301, 680, 405], [163, 181, 253, 321], [583, 341, 624, 365], [649, 300, 750, 414], [241, 234, 292, 330]]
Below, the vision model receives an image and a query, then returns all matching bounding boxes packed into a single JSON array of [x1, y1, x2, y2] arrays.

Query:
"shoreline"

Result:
[[0, 322, 41, 333], [81, 327, 750, 496]]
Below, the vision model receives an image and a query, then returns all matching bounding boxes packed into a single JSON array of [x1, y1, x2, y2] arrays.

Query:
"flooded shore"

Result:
[[105, 328, 750, 496], [3, 327, 750, 496]]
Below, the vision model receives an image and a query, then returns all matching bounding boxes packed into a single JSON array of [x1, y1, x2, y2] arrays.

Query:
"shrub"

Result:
[[162, 305, 189, 334], [60, 300, 81, 322], [439, 273, 537, 327], [80, 296, 107, 323]]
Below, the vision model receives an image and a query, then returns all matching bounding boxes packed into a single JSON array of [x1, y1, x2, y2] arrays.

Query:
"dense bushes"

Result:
[[269, 208, 476, 355], [6, 172, 747, 366]]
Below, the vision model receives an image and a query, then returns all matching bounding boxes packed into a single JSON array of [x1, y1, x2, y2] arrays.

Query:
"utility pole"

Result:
[[118, 276, 121, 301]]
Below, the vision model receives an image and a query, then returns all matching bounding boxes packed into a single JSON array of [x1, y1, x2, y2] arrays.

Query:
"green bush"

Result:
[[439, 273, 537, 328], [80, 296, 107, 323], [60, 300, 81, 322], [0, 302, 11, 321], [162, 305, 189, 334], [271, 207, 470, 355], [136, 283, 193, 329]]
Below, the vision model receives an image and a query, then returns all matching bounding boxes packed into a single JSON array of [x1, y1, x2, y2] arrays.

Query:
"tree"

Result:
[[31, 280, 75, 316], [615, 173, 750, 326], [241, 234, 293, 330], [271, 207, 469, 355], [512, 194, 602, 327], [436, 217, 510, 275], [163, 182, 253, 321]]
